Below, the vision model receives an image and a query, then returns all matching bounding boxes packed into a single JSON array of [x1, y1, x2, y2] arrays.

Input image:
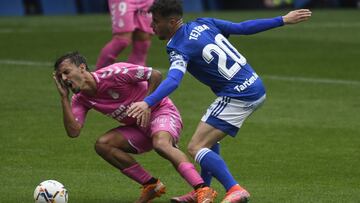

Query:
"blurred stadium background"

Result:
[[0, 0, 359, 202], [0, 0, 360, 16]]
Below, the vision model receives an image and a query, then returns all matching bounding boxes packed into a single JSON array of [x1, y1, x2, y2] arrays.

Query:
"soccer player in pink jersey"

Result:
[[53, 52, 217, 203], [96, 0, 154, 69]]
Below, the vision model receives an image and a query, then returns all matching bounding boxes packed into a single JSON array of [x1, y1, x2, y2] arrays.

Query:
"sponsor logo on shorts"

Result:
[[234, 72, 259, 92]]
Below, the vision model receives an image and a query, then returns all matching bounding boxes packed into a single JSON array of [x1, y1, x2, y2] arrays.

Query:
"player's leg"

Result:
[[151, 131, 217, 203], [149, 99, 217, 203], [188, 122, 238, 187], [127, 30, 151, 66], [96, 32, 132, 69], [114, 126, 166, 203], [152, 131, 203, 186], [188, 122, 250, 203], [94, 127, 163, 203], [201, 142, 220, 186], [95, 0, 135, 69], [94, 127, 138, 169], [127, 0, 153, 66], [188, 96, 266, 203], [171, 142, 220, 203]]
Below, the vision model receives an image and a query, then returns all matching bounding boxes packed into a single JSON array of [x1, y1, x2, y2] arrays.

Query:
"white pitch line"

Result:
[[0, 59, 52, 67], [0, 27, 109, 34], [1, 59, 359, 86], [263, 75, 360, 86]]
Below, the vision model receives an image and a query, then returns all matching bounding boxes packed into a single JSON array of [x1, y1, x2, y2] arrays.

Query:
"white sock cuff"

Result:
[[195, 148, 211, 164]]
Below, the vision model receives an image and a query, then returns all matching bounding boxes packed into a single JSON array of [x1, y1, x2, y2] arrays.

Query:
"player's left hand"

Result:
[[127, 101, 151, 127]]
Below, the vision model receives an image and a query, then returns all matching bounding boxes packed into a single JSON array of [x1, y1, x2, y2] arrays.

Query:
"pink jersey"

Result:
[[72, 63, 167, 126], [108, 0, 154, 34]]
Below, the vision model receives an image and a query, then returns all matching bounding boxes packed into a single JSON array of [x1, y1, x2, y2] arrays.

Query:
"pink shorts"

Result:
[[108, 0, 154, 34], [115, 98, 182, 154]]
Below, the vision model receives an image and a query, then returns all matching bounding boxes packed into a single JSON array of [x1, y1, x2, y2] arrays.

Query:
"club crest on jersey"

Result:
[[89, 100, 97, 106], [108, 89, 119, 99], [135, 66, 145, 79]]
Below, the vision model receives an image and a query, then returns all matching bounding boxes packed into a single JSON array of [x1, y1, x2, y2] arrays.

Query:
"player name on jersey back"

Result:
[[189, 24, 210, 40]]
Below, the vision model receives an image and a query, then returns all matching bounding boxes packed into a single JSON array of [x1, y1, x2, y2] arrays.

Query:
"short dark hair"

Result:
[[149, 0, 183, 18], [54, 51, 89, 71]]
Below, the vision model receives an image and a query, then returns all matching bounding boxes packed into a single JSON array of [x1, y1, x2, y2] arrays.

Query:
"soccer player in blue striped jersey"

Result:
[[128, 0, 311, 202]]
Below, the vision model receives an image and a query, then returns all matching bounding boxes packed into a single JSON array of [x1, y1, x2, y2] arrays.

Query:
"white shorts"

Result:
[[201, 95, 266, 136]]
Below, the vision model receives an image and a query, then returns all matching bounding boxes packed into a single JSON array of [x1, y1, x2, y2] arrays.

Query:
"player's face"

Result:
[[56, 59, 86, 94], [151, 13, 174, 40]]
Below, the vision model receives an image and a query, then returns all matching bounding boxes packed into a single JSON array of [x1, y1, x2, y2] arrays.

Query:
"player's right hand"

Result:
[[283, 9, 312, 24], [136, 108, 151, 128], [53, 71, 69, 98], [127, 101, 151, 128]]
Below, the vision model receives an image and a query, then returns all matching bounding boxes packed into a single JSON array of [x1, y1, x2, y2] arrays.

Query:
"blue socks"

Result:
[[200, 143, 220, 186], [195, 147, 237, 191]]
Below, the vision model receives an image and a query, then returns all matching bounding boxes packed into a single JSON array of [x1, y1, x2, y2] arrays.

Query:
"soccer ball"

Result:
[[34, 180, 68, 203]]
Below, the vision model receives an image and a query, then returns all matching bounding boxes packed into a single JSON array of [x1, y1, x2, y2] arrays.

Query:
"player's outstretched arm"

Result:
[[282, 9, 312, 25]]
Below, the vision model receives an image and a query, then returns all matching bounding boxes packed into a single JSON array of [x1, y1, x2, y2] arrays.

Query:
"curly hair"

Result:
[[149, 0, 183, 18]]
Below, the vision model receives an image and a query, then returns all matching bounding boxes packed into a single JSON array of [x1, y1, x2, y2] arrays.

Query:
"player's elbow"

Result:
[[65, 125, 82, 138], [67, 132, 80, 138], [152, 69, 163, 80], [148, 69, 163, 90]]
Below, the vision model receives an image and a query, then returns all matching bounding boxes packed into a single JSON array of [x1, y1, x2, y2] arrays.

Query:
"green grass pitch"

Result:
[[0, 9, 359, 202]]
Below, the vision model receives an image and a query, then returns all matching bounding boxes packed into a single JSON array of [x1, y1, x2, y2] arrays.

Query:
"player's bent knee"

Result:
[[94, 142, 104, 156], [94, 137, 105, 145], [94, 138, 110, 156], [187, 144, 199, 158], [153, 140, 169, 153]]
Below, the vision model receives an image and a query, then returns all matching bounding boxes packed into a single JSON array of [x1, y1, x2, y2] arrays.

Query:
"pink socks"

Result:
[[127, 40, 151, 66], [96, 38, 151, 69], [121, 163, 152, 185], [177, 162, 204, 187], [122, 162, 204, 188], [96, 37, 130, 69]]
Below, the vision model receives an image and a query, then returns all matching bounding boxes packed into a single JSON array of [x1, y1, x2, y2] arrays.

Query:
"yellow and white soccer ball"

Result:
[[34, 180, 68, 203]]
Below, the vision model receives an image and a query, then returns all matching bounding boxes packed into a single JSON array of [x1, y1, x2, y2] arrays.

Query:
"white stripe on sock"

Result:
[[195, 148, 211, 164]]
